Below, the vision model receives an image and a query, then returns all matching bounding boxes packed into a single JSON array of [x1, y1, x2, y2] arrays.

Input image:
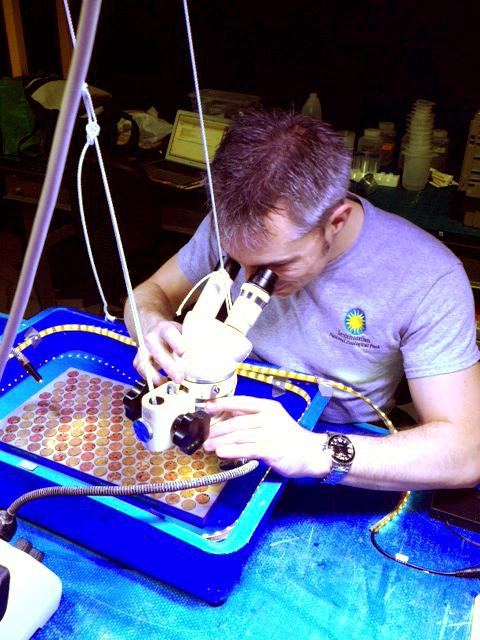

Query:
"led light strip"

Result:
[[238, 362, 396, 433], [9, 324, 136, 355]]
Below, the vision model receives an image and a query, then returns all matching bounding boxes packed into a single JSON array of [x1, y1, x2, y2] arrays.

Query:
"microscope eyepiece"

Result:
[[249, 268, 278, 295]]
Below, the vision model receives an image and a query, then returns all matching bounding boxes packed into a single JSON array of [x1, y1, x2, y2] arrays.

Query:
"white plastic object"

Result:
[[351, 151, 379, 180], [141, 382, 194, 452], [189, 270, 233, 319], [139, 310, 254, 453], [225, 282, 271, 335], [402, 152, 434, 191], [0, 538, 62, 639], [374, 172, 400, 187], [470, 594, 480, 640], [301, 93, 322, 119], [402, 98, 435, 159], [363, 128, 381, 139], [357, 128, 382, 155], [181, 312, 252, 382]]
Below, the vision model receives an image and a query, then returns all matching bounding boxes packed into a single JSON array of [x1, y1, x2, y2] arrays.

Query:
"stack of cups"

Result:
[[402, 99, 435, 191]]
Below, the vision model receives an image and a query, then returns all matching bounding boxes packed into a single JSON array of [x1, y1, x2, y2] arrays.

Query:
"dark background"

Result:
[[1, 0, 479, 173]]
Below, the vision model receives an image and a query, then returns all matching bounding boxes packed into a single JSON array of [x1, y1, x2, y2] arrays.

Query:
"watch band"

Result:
[[319, 464, 351, 485], [320, 432, 355, 485]]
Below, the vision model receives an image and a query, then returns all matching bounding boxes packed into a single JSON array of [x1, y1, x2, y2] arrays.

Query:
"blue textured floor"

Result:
[[21, 481, 480, 640]]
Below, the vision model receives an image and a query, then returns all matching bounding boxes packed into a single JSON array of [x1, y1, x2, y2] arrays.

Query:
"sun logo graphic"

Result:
[[344, 308, 366, 335]]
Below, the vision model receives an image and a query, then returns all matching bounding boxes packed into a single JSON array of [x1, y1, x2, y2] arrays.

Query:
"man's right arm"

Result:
[[124, 254, 194, 384]]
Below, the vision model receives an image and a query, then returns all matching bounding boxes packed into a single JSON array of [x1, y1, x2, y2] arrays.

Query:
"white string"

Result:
[[64, 0, 235, 398], [62, 0, 77, 46], [63, 0, 116, 321], [182, 0, 233, 313], [63, 0, 156, 397], [175, 269, 235, 318], [76, 140, 115, 322], [91, 137, 156, 396]]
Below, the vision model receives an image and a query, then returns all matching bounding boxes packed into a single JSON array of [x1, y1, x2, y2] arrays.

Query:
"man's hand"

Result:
[[124, 254, 196, 386], [204, 395, 330, 478], [133, 318, 186, 384]]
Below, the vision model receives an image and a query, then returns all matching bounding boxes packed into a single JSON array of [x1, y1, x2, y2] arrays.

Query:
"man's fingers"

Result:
[[139, 339, 185, 383], [133, 354, 164, 386], [204, 429, 262, 452], [206, 395, 274, 415], [208, 413, 262, 438], [213, 442, 265, 460], [159, 322, 186, 356]]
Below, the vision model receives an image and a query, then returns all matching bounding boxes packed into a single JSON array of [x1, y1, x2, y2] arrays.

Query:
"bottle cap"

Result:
[[364, 128, 381, 139], [379, 122, 395, 132], [433, 129, 448, 139]]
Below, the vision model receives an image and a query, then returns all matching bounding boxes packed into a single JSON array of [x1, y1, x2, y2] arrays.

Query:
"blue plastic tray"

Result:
[[0, 307, 330, 603]]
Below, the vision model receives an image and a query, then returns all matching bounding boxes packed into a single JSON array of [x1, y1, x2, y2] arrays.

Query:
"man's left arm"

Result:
[[204, 362, 480, 491], [343, 362, 480, 490]]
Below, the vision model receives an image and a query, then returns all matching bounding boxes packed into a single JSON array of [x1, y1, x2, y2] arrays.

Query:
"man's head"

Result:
[[210, 107, 352, 249], [209, 108, 354, 296]]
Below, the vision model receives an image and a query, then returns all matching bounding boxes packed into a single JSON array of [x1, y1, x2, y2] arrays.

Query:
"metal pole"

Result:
[[0, 0, 103, 382]]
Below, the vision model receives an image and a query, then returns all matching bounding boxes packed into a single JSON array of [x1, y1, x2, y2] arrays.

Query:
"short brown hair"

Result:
[[209, 107, 351, 248]]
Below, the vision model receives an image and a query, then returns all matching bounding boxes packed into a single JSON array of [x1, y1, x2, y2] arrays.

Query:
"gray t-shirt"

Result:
[[177, 196, 479, 423]]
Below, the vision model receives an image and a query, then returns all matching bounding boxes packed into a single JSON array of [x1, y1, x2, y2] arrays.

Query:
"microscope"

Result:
[[124, 260, 277, 455]]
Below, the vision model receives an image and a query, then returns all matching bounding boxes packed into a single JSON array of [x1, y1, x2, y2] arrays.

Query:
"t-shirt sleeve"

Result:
[[177, 214, 219, 283], [401, 263, 480, 378]]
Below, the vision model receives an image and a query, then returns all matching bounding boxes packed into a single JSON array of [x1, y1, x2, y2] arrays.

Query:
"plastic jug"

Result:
[[301, 93, 322, 119]]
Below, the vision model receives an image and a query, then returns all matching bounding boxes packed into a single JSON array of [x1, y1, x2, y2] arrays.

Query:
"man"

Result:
[[125, 108, 480, 491]]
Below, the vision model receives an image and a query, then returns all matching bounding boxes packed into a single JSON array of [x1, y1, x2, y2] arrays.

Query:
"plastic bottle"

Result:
[[337, 130, 356, 151], [378, 121, 396, 168], [301, 92, 322, 119], [357, 128, 382, 155], [430, 129, 449, 171]]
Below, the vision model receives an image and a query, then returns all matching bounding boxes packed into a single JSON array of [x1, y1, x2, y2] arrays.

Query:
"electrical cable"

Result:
[[445, 520, 480, 548], [369, 530, 480, 578], [6, 460, 258, 519], [0, 461, 259, 542]]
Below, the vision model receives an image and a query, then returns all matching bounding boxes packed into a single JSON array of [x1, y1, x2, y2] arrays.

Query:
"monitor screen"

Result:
[[168, 111, 229, 167]]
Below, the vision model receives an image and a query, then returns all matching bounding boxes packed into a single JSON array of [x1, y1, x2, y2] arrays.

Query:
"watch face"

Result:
[[328, 434, 355, 464]]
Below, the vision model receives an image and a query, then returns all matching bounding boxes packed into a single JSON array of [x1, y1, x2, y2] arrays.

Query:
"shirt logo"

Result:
[[344, 308, 366, 335]]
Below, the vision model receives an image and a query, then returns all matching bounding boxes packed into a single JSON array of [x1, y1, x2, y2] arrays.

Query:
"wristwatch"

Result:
[[320, 432, 355, 485]]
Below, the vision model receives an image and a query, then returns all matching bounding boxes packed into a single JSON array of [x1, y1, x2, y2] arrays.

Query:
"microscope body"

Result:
[[126, 262, 276, 455]]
